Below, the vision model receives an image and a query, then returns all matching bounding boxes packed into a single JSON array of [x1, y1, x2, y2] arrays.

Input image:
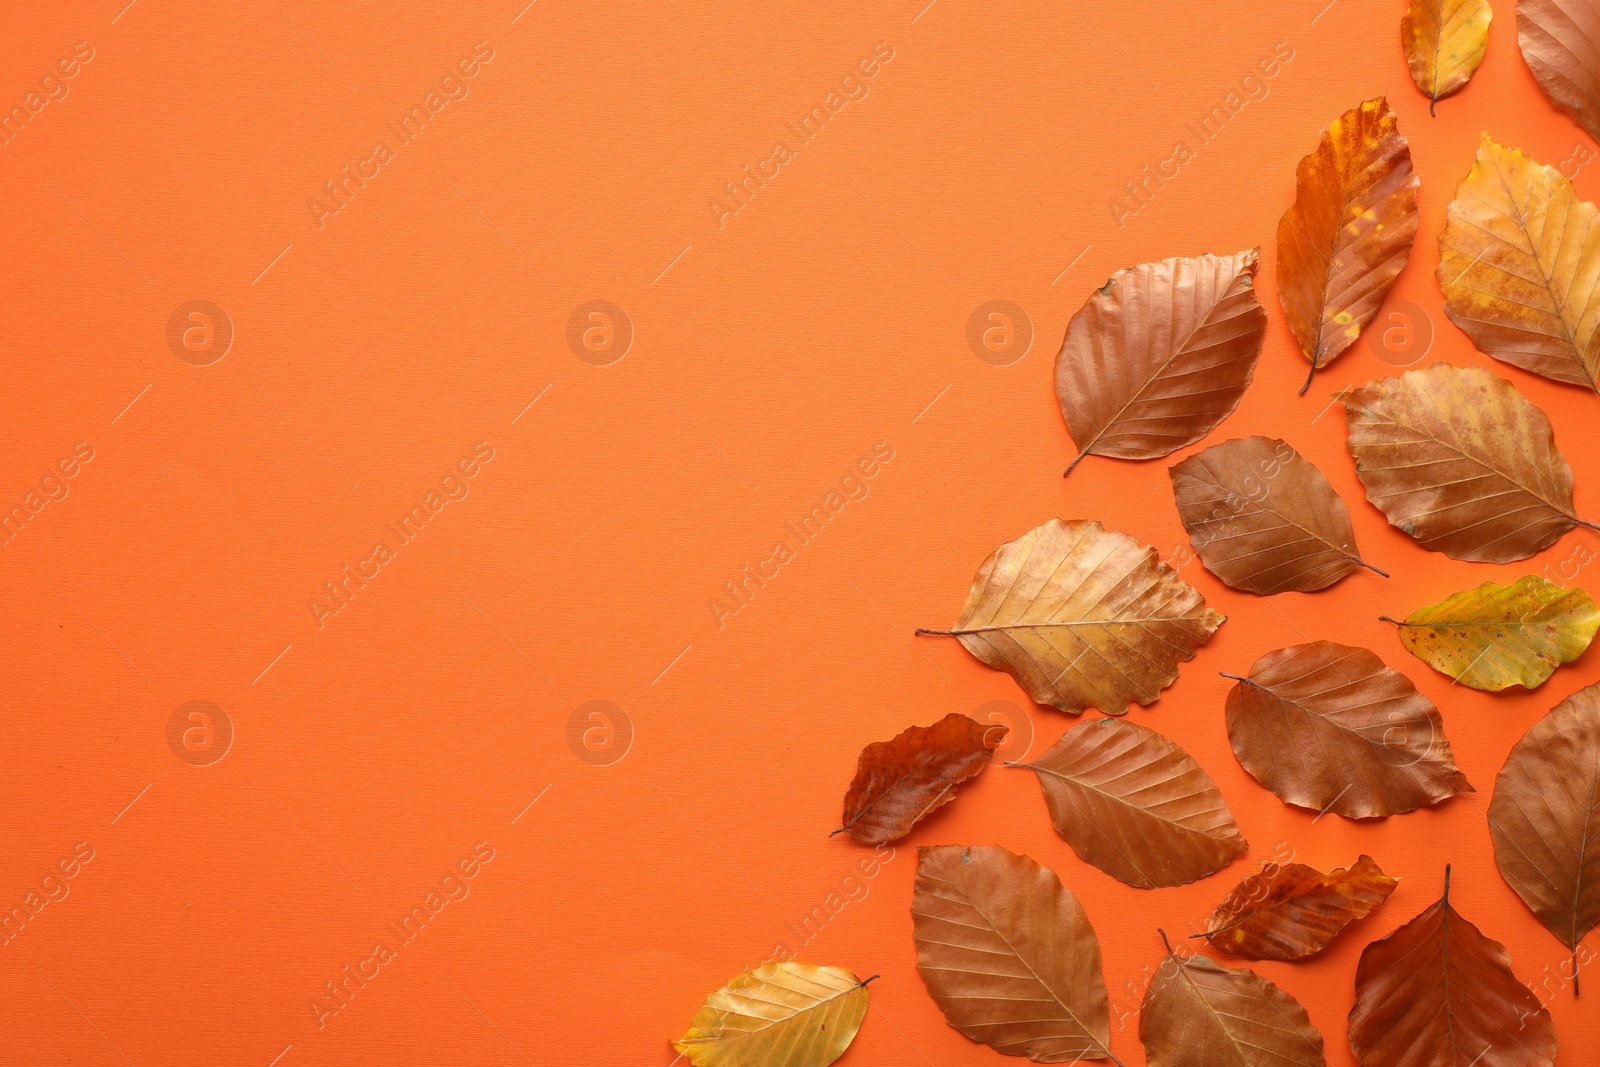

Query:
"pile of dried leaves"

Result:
[[671, 4, 1600, 1065]]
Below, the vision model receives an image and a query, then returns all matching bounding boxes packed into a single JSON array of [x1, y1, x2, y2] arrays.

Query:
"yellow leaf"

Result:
[[673, 962, 871, 1067], [1381, 576, 1600, 691], [1438, 135, 1600, 392], [1401, 0, 1492, 113]]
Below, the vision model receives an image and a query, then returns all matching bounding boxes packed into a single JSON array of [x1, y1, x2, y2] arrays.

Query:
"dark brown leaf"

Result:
[[1198, 855, 1397, 960]]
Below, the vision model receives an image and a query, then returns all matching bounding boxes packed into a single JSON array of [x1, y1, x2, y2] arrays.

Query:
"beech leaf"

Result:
[[1342, 362, 1597, 562], [1519, 0, 1600, 147], [1439, 135, 1600, 391], [1055, 249, 1266, 474], [1401, 0, 1492, 113], [835, 712, 1002, 844], [917, 519, 1225, 715], [1277, 97, 1419, 394], [1488, 680, 1600, 992], [673, 962, 872, 1067], [1196, 854, 1398, 960], [1140, 931, 1327, 1067], [1170, 436, 1386, 595], [1019, 718, 1247, 888], [1349, 867, 1557, 1067], [1380, 575, 1600, 690], [1223, 641, 1474, 818], [912, 844, 1121, 1064]]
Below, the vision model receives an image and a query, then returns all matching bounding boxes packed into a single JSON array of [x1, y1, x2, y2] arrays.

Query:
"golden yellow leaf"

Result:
[[1380, 576, 1600, 690], [673, 962, 871, 1067], [1438, 135, 1600, 391], [1401, 0, 1492, 113]]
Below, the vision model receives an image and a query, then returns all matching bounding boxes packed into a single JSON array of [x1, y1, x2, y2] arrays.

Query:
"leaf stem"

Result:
[[1574, 948, 1581, 998], [859, 974, 880, 988], [1358, 557, 1391, 578], [914, 627, 957, 637], [1377, 615, 1406, 626], [1158, 927, 1177, 957], [1064, 451, 1089, 477], [1218, 671, 1251, 684], [1443, 862, 1451, 906], [1298, 359, 1317, 396], [1574, 516, 1600, 534]]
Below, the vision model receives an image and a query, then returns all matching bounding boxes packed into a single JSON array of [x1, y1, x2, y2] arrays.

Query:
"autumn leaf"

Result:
[[1223, 641, 1474, 817], [1488, 681, 1600, 993], [1380, 575, 1600, 690], [1141, 931, 1327, 1067], [1519, 0, 1600, 146], [1196, 855, 1398, 960], [1349, 867, 1556, 1067], [1401, 0, 1492, 112], [1170, 436, 1386, 595], [834, 713, 1003, 844], [673, 962, 872, 1067], [1055, 249, 1266, 474], [916, 519, 1224, 715], [1439, 136, 1600, 391], [1343, 363, 1597, 562], [1277, 98, 1419, 394], [913, 845, 1121, 1064], [1018, 718, 1247, 888]]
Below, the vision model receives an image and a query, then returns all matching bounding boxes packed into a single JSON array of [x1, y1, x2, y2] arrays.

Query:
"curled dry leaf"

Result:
[[1020, 718, 1247, 888], [673, 961, 872, 1067], [1519, 0, 1600, 146], [912, 844, 1119, 1064], [1381, 575, 1600, 690], [1055, 249, 1266, 474], [1439, 135, 1600, 391], [1488, 681, 1600, 992], [1400, 0, 1492, 112], [1277, 98, 1419, 394], [1170, 436, 1385, 595], [1223, 641, 1474, 818], [1198, 854, 1398, 960], [1342, 363, 1596, 562], [917, 519, 1225, 715], [1140, 931, 1327, 1067], [1349, 867, 1556, 1067], [835, 712, 1003, 844]]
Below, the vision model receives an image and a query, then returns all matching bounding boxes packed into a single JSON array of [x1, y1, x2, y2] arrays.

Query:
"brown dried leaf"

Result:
[[1020, 718, 1247, 888], [1342, 362, 1595, 562], [1055, 249, 1266, 474], [1198, 854, 1398, 960], [1140, 932, 1327, 1067], [1170, 436, 1385, 595], [1439, 135, 1600, 391], [835, 713, 1002, 844], [1488, 681, 1600, 990], [1277, 97, 1419, 393], [1401, 0, 1492, 112], [1223, 641, 1474, 818], [1519, 0, 1600, 146], [1349, 868, 1556, 1067], [912, 844, 1118, 1064], [917, 519, 1225, 715]]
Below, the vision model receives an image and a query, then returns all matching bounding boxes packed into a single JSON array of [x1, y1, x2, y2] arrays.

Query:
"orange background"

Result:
[[1, 0, 1596, 1064]]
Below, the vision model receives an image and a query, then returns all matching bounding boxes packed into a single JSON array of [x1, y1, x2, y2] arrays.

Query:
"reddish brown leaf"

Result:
[[835, 713, 1003, 844], [913, 844, 1118, 1063], [1198, 855, 1398, 960], [1349, 867, 1556, 1067], [1519, 0, 1600, 147], [1224, 641, 1474, 818]]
